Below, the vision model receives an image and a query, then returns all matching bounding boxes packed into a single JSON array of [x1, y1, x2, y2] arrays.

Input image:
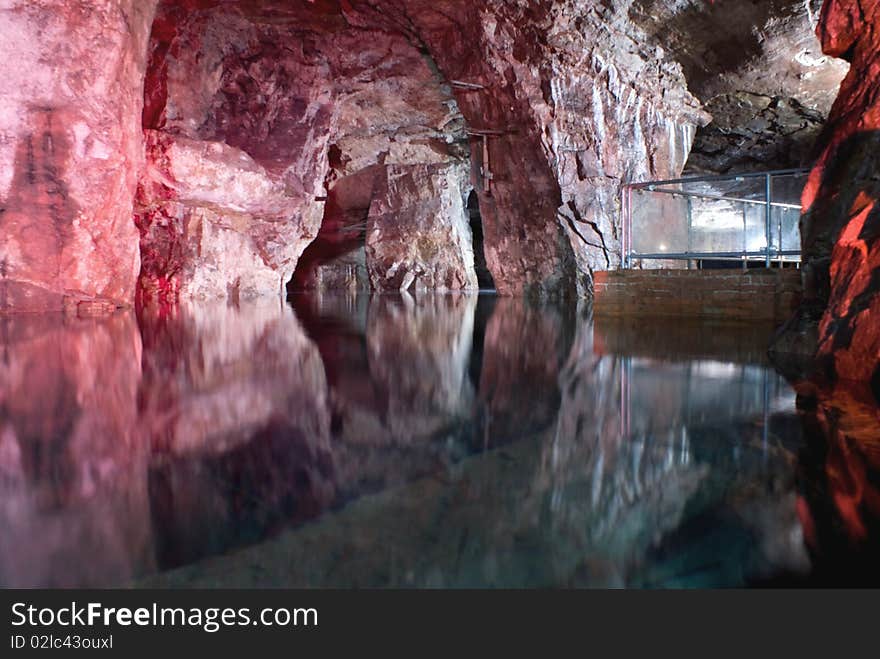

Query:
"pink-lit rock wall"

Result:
[[137, 2, 335, 305], [0, 0, 157, 312], [3, 1, 834, 308]]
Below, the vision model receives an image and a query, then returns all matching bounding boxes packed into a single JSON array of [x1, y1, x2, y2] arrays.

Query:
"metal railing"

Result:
[[621, 169, 810, 269]]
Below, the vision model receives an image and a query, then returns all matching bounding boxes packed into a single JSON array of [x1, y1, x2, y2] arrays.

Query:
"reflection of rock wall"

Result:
[[365, 294, 477, 435], [0, 313, 151, 587], [478, 298, 574, 446], [318, 294, 477, 498], [795, 381, 880, 581], [140, 300, 330, 457], [548, 320, 708, 567], [138, 300, 334, 568]]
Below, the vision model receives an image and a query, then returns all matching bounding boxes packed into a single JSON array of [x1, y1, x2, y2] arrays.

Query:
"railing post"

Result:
[[686, 195, 694, 270], [765, 173, 772, 268], [621, 185, 628, 269]]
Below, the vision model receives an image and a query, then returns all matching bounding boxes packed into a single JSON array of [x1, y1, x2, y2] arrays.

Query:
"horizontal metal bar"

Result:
[[631, 251, 801, 260], [625, 168, 810, 190], [466, 128, 508, 136], [451, 80, 486, 90], [635, 187, 802, 210]]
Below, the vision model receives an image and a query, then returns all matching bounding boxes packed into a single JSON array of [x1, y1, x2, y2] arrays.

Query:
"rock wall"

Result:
[[0, 0, 157, 312], [139, 0, 480, 303], [633, 0, 849, 174], [348, 0, 707, 296], [366, 163, 477, 292], [136, 2, 335, 305], [795, 0, 880, 383], [2, 0, 849, 307]]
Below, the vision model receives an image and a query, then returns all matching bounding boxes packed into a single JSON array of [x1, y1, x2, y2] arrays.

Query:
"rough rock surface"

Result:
[[135, 0, 716, 300], [0, 0, 157, 312], [135, 130, 311, 302], [0, 0, 858, 307], [794, 0, 880, 383], [686, 92, 826, 174], [366, 164, 477, 291], [348, 0, 707, 294], [633, 0, 849, 173], [140, 0, 479, 302], [138, 2, 335, 303]]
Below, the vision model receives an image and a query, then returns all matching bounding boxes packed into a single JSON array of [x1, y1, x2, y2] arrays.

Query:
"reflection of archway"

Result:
[[467, 190, 495, 291]]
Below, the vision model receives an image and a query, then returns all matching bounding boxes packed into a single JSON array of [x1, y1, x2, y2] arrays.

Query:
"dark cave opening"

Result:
[[467, 190, 495, 291]]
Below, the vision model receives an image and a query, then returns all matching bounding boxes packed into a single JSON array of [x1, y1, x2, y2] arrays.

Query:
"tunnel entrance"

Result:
[[288, 162, 375, 295], [467, 190, 495, 291], [288, 222, 368, 295]]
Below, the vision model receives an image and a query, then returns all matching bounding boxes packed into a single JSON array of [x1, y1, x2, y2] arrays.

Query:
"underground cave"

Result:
[[1, 0, 880, 590]]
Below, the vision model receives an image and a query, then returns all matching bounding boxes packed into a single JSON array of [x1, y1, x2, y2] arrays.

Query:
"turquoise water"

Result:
[[0, 294, 875, 587]]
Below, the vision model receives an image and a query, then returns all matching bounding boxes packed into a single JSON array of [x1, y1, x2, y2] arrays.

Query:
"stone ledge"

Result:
[[593, 269, 802, 322]]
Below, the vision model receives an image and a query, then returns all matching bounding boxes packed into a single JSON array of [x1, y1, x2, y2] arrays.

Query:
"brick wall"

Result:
[[593, 269, 802, 322]]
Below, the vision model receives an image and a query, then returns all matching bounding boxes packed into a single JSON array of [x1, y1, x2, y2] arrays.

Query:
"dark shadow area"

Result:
[[467, 190, 495, 290]]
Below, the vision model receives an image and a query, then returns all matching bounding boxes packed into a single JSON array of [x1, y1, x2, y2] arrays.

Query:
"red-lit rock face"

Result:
[[798, 0, 880, 383], [137, 0, 479, 302], [0, 1, 157, 313]]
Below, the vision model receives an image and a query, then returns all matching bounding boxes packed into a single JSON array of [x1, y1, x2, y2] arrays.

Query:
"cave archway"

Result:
[[287, 162, 374, 296], [467, 190, 495, 291]]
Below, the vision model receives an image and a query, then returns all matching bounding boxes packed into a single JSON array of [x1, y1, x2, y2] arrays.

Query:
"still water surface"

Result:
[[1, 294, 877, 587]]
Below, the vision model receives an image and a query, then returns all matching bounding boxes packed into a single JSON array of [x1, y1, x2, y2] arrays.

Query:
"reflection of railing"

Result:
[[621, 169, 810, 269], [618, 357, 792, 452]]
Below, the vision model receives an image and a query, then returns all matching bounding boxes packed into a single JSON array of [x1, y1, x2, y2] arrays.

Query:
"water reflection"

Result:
[[138, 301, 334, 570], [1, 295, 879, 587], [0, 313, 150, 587]]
